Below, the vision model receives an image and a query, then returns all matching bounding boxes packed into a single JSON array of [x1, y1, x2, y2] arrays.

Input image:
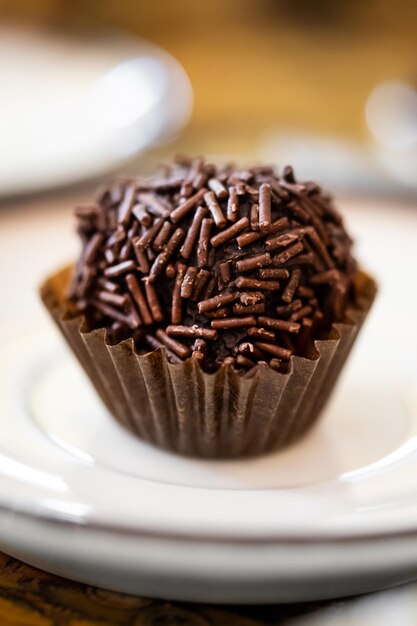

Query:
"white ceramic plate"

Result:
[[0, 204, 416, 603], [0, 25, 192, 197]]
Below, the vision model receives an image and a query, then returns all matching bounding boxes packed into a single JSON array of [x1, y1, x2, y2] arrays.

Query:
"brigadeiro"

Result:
[[41, 156, 376, 458]]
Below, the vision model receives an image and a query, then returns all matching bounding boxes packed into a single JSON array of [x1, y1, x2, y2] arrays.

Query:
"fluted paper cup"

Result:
[[40, 266, 376, 458]]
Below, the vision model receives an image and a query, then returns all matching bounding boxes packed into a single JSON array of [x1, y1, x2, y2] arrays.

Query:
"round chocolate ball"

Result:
[[69, 157, 357, 374]]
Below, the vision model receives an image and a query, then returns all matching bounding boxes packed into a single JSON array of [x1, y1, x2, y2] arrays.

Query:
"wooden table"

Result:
[[0, 551, 324, 625], [1, 551, 417, 625]]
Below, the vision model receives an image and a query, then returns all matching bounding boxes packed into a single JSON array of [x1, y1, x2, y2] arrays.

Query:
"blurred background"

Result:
[[0, 0, 417, 198], [0, 3, 417, 621]]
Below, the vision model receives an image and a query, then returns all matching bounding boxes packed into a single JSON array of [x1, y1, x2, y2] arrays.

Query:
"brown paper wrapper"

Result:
[[40, 266, 376, 459]]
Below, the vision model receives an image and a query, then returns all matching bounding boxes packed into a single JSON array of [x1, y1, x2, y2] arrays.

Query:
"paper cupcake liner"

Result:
[[40, 266, 377, 459]]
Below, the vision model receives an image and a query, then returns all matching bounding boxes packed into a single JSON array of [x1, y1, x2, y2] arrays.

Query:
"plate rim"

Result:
[[1, 327, 417, 545], [2, 495, 417, 546]]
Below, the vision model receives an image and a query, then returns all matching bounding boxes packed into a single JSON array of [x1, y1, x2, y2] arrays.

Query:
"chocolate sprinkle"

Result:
[[227, 186, 239, 222], [155, 329, 191, 359], [94, 290, 128, 308], [208, 177, 228, 199], [247, 327, 276, 342], [180, 206, 207, 260], [237, 230, 264, 248], [250, 203, 259, 231], [132, 238, 150, 274], [170, 188, 207, 223], [138, 217, 164, 249], [171, 262, 186, 324], [144, 280, 163, 322], [83, 232, 104, 265], [276, 299, 303, 316], [238, 342, 264, 360], [255, 342, 293, 361], [153, 221, 173, 251], [181, 266, 198, 298], [258, 268, 290, 279], [272, 241, 304, 266], [236, 354, 255, 368], [205, 307, 228, 319], [218, 260, 232, 290], [166, 325, 218, 340], [211, 316, 257, 329], [144, 334, 181, 363], [191, 268, 211, 301], [204, 191, 227, 228], [104, 260, 136, 277], [69, 156, 358, 373], [234, 276, 280, 291], [258, 316, 301, 333], [258, 183, 272, 232], [236, 252, 271, 273], [290, 305, 313, 322], [197, 218, 213, 267], [198, 291, 238, 314], [126, 273, 153, 325], [282, 269, 302, 303], [148, 227, 185, 281], [265, 231, 300, 252], [90, 298, 138, 329], [233, 302, 265, 315], [96, 277, 120, 293], [210, 217, 249, 248]]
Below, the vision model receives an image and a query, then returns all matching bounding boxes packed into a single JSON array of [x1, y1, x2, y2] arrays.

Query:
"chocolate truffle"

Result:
[[68, 157, 357, 375]]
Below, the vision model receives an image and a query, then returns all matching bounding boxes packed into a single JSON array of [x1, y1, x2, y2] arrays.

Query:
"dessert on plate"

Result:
[[41, 156, 376, 458]]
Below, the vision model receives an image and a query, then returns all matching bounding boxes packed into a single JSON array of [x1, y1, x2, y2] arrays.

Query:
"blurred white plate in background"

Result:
[[0, 25, 192, 197]]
